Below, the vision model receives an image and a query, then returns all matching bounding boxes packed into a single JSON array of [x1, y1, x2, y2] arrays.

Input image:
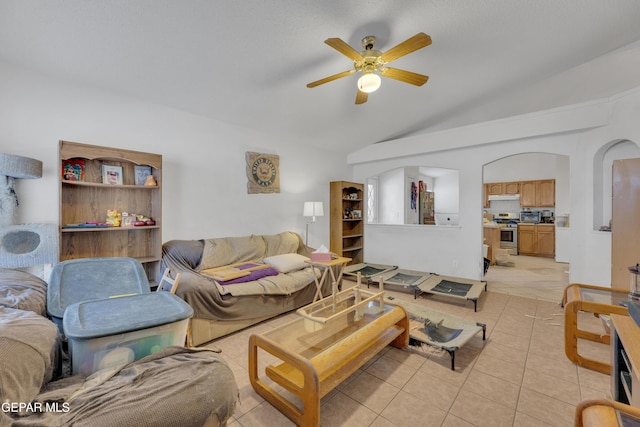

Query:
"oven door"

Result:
[[500, 227, 517, 252]]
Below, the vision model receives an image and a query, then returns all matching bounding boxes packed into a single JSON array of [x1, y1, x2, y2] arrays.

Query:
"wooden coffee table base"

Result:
[[248, 298, 408, 426]]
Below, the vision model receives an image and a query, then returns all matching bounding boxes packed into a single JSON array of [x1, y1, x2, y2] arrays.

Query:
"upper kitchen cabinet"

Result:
[[536, 180, 555, 207], [486, 181, 520, 196], [484, 181, 520, 208], [520, 179, 555, 208]]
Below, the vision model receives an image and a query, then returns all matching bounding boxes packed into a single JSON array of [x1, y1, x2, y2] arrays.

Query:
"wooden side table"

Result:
[[305, 256, 351, 303], [563, 283, 629, 374]]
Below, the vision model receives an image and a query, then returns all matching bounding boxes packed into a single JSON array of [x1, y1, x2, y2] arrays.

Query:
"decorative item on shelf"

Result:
[[134, 165, 152, 185], [105, 209, 121, 227], [344, 207, 352, 219], [245, 152, 280, 194], [102, 165, 123, 185], [62, 158, 85, 181], [121, 212, 136, 227], [303, 201, 324, 246], [352, 210, 362, 219], [143, 175, 157, 186], [135, 214, 155, 226]]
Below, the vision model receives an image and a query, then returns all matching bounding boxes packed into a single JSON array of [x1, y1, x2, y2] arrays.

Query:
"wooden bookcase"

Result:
[[612, 314, 640, 407], [329, 181, 364, 265], [59, 141, 162, 285]]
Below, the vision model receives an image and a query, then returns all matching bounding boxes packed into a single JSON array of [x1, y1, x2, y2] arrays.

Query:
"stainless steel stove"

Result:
[[494, 213, 519, 254]]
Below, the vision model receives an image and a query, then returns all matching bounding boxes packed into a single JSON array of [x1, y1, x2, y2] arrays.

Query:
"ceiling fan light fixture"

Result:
[[357, 73, 381, 93]]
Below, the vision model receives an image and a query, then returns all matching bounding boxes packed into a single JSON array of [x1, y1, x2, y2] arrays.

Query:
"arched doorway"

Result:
[[482, 152, 569, 302]]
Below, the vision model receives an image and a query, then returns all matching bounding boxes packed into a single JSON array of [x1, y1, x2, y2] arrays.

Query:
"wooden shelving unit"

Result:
[[59, 141, 162, 285], [612, 314, 640, 406], [330, 181, 364, 265]]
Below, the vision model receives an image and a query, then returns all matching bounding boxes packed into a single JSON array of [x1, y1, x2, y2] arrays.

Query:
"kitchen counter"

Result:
[[483, 225, 501, 266]]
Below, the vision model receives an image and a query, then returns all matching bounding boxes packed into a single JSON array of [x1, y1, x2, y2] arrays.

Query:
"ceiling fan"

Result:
[[307, 32, 432, 104]]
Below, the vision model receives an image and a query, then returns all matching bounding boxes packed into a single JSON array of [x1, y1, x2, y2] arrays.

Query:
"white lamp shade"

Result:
[[357, 73, 381, 93], [303, 201, 324, 217]]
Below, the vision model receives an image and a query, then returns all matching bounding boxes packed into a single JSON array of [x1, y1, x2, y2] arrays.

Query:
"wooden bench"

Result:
[[248, 287, 408, 426]]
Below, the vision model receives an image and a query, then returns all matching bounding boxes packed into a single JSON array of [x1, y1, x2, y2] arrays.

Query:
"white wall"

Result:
[[0, 61, 349, 249], [433, 171, 459, 214], [378, 168, 404, 224], [350, 87, 640, 286], [484, 153, 558, 182]]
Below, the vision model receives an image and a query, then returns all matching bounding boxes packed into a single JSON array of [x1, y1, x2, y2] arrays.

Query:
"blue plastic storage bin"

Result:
[[47, 257, 151, 333], [63, 292, 193, 375]]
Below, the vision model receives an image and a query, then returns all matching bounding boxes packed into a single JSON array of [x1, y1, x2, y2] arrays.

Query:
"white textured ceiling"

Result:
[[2, 1, 640, 153]]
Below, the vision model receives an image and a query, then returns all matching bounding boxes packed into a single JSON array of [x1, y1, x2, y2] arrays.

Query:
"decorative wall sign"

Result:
[[246, 152, 280, 194]]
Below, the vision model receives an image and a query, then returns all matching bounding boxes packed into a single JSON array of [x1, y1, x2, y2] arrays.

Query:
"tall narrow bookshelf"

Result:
[[59, 141, 162, 285], [329, 181, 364, 265]]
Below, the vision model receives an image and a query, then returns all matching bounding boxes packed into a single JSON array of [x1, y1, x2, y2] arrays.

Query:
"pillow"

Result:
[[263, 253, 310, 273]]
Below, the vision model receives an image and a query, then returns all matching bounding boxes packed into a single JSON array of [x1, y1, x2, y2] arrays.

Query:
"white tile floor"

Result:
[[205, 256, 612, 426]]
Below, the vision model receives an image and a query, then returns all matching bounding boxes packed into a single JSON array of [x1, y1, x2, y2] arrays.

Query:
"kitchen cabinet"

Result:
[[486, 182, 503, 195], [486, 181, 519, 196], [536, 180, 555, 207], [518, 223, 555, 257], [330, 181, 364, 265], [484, 181, 520, 207], [483, 226, 501, 265], [519, 181, 536, 207], [520, 179, 555, 207]]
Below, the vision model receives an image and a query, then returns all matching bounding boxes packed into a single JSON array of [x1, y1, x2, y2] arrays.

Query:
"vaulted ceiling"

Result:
[[2, 1, 640, 153]]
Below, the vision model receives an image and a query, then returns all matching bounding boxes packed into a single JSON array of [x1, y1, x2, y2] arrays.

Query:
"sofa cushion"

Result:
[[263, 253, 310, 273], [0, 307, 59, 412], [197, 235, 266, 271], [263, 231, 301, 257]]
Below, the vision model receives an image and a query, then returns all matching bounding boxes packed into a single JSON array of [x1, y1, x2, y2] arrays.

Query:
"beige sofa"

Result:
[[161, 231, 330, 346]]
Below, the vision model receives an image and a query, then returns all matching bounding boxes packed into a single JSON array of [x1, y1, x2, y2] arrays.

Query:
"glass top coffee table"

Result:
[[248, 286, 408, 426]]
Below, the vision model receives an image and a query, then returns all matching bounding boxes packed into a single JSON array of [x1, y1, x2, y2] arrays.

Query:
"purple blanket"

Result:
[[218, 265, 279, 285]]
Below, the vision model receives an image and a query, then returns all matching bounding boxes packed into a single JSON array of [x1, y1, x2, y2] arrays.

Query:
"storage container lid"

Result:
[[47, 257, 151, 319], [63, 292, 193, 339]]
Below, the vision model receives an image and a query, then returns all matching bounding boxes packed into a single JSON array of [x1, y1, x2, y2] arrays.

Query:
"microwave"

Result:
[[520, 210, 541, 223]]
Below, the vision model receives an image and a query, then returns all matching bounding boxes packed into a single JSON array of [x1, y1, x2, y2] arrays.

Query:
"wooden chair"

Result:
[[156, 268, 181, 294], [575, 399, 640, 426]]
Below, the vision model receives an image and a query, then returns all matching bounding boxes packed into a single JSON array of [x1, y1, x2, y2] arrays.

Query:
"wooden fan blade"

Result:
[[355, 90, 368, 104], [380, 67, 429, 86], [307, 69, 355, 88], [380, 32, 432, 63], [325, 38, 363, 61]]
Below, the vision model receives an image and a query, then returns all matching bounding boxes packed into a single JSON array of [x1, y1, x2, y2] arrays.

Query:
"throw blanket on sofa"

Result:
[[161, 232, 328, 323], [210, 267, 318, 296]]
